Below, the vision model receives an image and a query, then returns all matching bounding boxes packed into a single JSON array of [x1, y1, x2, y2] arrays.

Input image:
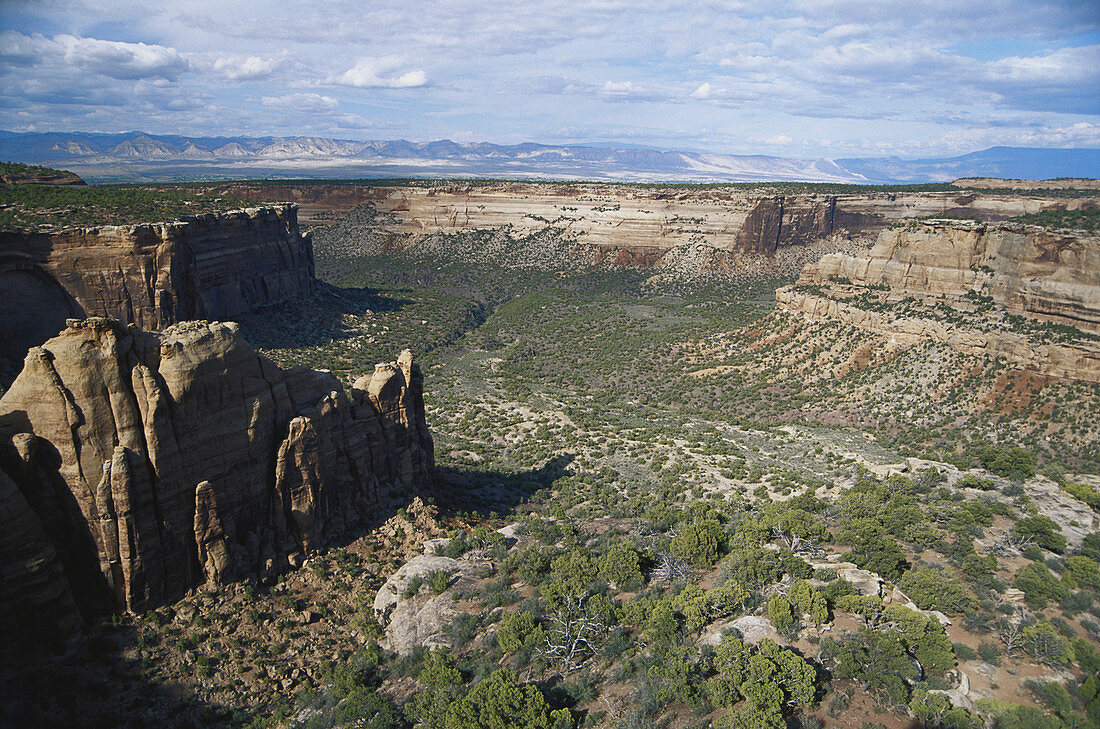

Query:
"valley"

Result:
[[1, 177, 1100, 729]]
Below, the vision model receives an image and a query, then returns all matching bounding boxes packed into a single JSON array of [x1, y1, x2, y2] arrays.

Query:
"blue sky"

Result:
[[2, 0, 1098, 158]]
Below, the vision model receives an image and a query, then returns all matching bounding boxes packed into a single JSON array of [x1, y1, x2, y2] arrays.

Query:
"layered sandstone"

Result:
[[0, 318, 433, 657], [775, 288, 1100, 382], [358, 186, 1043, 256], [221, 182, 1076, 262], [777, 221, 1100, 382], [802, 221, 1100, 333], [0, 205, 315, 362]]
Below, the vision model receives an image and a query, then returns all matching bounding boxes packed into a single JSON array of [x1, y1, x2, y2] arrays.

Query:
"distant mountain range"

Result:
[[1, 130, 1097, 184]]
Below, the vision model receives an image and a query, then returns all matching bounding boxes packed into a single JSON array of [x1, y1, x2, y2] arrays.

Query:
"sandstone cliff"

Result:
[[0, 318, 433, 657], [777, 221, 1100, 382], [224, 182, 1072, 264], [803, 221, 1100, 332], [0, 205, 315, 363], [733, 196, 842, 253]]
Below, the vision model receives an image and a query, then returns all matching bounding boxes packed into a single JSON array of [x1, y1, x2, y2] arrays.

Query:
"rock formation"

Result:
[[0, 318, 433, 658], [0, 167, 85, 186], [802, 220, 1100, 333], [777, 221, 1100, 382], [243, 181, 1075, 267], [373, 549, 494, 655], [0, 205, 315, 363], [733, 196, 838, 254]]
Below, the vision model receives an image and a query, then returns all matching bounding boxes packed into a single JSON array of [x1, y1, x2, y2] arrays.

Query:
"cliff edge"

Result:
[[0, 205, 315, 364], [777, 221, 1100, 382]]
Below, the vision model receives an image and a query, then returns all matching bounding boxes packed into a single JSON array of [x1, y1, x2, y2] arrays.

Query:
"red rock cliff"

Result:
[[0, 318, 433, 657]]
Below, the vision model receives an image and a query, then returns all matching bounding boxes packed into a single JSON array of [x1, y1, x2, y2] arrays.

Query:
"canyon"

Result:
[[215, 181, 1092, 272], [1, 177, 1099, 729]]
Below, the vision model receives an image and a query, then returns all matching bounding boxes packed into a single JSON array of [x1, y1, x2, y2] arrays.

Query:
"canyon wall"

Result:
[[0, 205, 315, 362], [217, 182, 1072, 262], [777, 221, 1100, 382], [0, 318, 434, 657], [802, 221, 1100, 333]]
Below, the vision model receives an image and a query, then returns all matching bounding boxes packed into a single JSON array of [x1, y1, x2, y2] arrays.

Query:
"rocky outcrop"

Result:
[[0, 205, 315, 362], [1024, 476, 1100, 550], [776, 287, 1100, 383], [0, 318, 433, 657], [802, 221, 1100, 333], [0, 168, 85, 186], [734, 196, 847, 254], [373, 550, 494, 655], [698, 615, 779, 647], [777, 221, 1100, 382]]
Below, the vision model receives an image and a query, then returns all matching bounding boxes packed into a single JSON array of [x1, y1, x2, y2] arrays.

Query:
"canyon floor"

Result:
[[4, 180, 1100, 729]]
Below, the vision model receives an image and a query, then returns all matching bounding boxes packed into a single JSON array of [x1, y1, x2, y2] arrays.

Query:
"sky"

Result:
[[1, 0, 1099, 158]]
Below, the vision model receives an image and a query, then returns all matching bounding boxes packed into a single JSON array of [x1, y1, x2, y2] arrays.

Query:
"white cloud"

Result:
[[936, 121, 1100, 151], [0, 30, 189, 81], [0, 29, 46, 63], [1, 1, 1097, 155], [262, 93, 338, 111], [982, 45, 1100, 85], [57, 34, 189, 80], [330, 56, 427, 88], [600, 80, 641, 96], [211, 54, 288, 81], [690, 82, 712, 99]]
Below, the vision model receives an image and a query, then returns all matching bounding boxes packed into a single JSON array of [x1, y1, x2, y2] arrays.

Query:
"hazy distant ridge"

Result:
[[1, 131, 1096, 183]]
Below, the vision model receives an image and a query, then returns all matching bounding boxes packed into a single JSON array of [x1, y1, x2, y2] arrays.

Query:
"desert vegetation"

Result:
[[5, 182, 1099, 729], [246, 197, 1100, 729], [0, 182, 262, 229]]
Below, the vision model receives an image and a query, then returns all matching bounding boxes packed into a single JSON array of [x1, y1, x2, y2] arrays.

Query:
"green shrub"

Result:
[[967, 443, 1036, 481], [1063, 555, 1100, 591], [670, 519, 723, 568], [977, 640, 1001, 665], [1012, 515, 1067, 554], [598, 542, 644, 590], [1020, 622, 1075, 666], [897, 564, 977, 615], [444, 668, 573, 729], [788, 581, 829, 624], [957, 473, 995, 490], [1014, 562, 1069, 609], [428, 570, 452, 595], [706, 636, 817, 722], [1064, 481, 1100, 511], [767, 595, 795, 633], [496, 611, 544, 655]]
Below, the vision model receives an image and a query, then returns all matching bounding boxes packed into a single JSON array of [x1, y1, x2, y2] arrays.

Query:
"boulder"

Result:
[[374, 552, 493, 655], [698, 614, 779, 647], [1025, 476, 1098, 549]]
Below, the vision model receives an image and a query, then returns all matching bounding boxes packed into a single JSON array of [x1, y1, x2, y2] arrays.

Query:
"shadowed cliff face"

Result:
[[0, 318, 434, 658], [0, 205, 315, 361]]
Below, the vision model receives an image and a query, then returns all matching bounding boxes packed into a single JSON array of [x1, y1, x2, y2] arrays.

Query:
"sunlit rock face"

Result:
[[778, 221, 1100, 383]]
